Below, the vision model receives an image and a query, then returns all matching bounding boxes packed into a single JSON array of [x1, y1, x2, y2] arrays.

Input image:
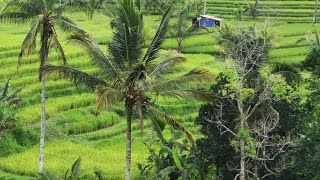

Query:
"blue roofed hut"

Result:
[[192, 15, 223, 28]]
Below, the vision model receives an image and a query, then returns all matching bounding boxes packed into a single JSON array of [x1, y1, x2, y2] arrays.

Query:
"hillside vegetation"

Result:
[[0, 0, 320, 179]]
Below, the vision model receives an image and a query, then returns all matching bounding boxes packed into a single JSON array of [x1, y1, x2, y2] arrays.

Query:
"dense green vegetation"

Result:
[[1, 0, 320, 179]]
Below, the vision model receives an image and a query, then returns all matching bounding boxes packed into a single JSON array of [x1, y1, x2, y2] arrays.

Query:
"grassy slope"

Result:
[[0, 1, 317, 179], [0, 11, 220, 178]]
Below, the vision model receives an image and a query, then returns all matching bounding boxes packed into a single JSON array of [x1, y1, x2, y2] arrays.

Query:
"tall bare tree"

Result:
[[216, 23, 300, 180]]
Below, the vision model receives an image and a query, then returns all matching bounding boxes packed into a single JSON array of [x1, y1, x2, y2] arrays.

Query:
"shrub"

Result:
[[0, 124, 38, 157]]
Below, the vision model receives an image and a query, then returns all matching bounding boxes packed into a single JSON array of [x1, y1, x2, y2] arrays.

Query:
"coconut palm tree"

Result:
[[45, 1, 213, 179], [0, 0, 86, 173], [172, 5, 208, 53]]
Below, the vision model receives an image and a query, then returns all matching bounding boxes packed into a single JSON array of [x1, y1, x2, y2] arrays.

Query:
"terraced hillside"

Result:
[[207, 0, 319, 22], [0, 12, 220, 178], [0, 0, 319, 179]]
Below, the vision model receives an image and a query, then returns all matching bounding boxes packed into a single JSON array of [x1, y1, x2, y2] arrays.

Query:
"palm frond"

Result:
[[94, 167, 104, 180], [45, 64, 108, 89], [109, 19, 143, 68], [18, 14, 43, 66], [158, 166, 178, 179], [38, 169, 59, 180], [295, 37, 307, 45], [54, 0, 87, 14], [104, 2, 117, 19], [155, 89, 215, 102], [67, 31, 122, 81], [149, 117, 167, 145], [150, 68, 212, 91], [0, 78, 10, 100], [143, 8, 171, 65], [107, 0, 143, 68], [95, 85, 122, 110], [183, 25, 209, 41], [148, 53, 187, 81], [71, 157, 81, 178], [0, 12, 31, 23], [136, 93, 144, 133], [5, 87, 22, 102], [174, 6, 188, 39], [57, 15, 85, 33], [0, 0, 40, 22], [270, 63, 302, 85], [147, 105, 196, 148], [50, 33, 67, 65], [59, 0, 95, 19]]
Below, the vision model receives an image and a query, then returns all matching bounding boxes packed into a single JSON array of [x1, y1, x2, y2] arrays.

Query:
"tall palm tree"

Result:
[[45, 0, 213, 179], [0, 0, 86, 173]]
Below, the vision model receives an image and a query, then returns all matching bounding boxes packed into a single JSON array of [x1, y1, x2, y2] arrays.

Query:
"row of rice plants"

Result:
[[270, 55, 306, 64], [50, 107, 121, 135], [6, 67, 97, 89], [276, 35, 309, 49], [0, 170, 35, 180], [182, 45, 221, 55], [162, 34, 216, 50], [0, 138, 148, 179], [76, 120, 150, 141], [273, 23, 320, 37], [18, 93, 95, 124], [269, 46, 310, 58], [0, 52, 90, 77], [21, 86, 89, 107], [0, 45, 20, 52]]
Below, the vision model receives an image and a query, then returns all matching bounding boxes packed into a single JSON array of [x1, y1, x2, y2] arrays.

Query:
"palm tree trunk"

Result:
[[125, 97, 134, 180], [38, 63, 46, 173], [177, 38, 183, 53], [314, 0, 319, 24], [38, 20, 51, 173], [137, 95, 144, 134]]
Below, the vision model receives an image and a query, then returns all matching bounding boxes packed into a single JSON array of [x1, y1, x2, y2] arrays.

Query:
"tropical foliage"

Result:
[[1, 0, 320, 179], [45, 0, 212, 178], [0, 0, 87, 173], [0, 79, 21, 133]]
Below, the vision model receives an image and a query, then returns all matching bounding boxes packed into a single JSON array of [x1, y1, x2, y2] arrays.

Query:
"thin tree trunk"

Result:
[[137, 94, 144, 134], [38, 66, 46, 173], [314, 0, 318, 24], [125, 98, 134, 180], [238, 80, 245, 180], [177, 38, 183, 53], [38, 20, 51, 173], [240, 139, 245, 180], [204, 0, 206, 15], [255, 0, 259, 19], [254, 162, 259, 179]]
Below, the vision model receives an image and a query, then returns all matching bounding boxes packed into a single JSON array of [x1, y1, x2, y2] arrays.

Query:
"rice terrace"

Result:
[[0, 0, 320, 179]]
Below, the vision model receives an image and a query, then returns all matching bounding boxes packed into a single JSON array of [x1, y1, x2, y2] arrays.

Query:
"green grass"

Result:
[[50, 107, 121, 135], [0, 139, 148, 179], [0, 1, 317, 178], [0, 170, 36, 180]]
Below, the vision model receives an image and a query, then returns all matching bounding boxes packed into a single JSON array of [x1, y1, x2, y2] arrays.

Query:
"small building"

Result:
[[192, 15, 223, 28]]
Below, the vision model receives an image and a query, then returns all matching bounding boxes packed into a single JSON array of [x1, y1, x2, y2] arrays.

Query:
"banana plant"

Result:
[[0, 79, 22, 133]]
